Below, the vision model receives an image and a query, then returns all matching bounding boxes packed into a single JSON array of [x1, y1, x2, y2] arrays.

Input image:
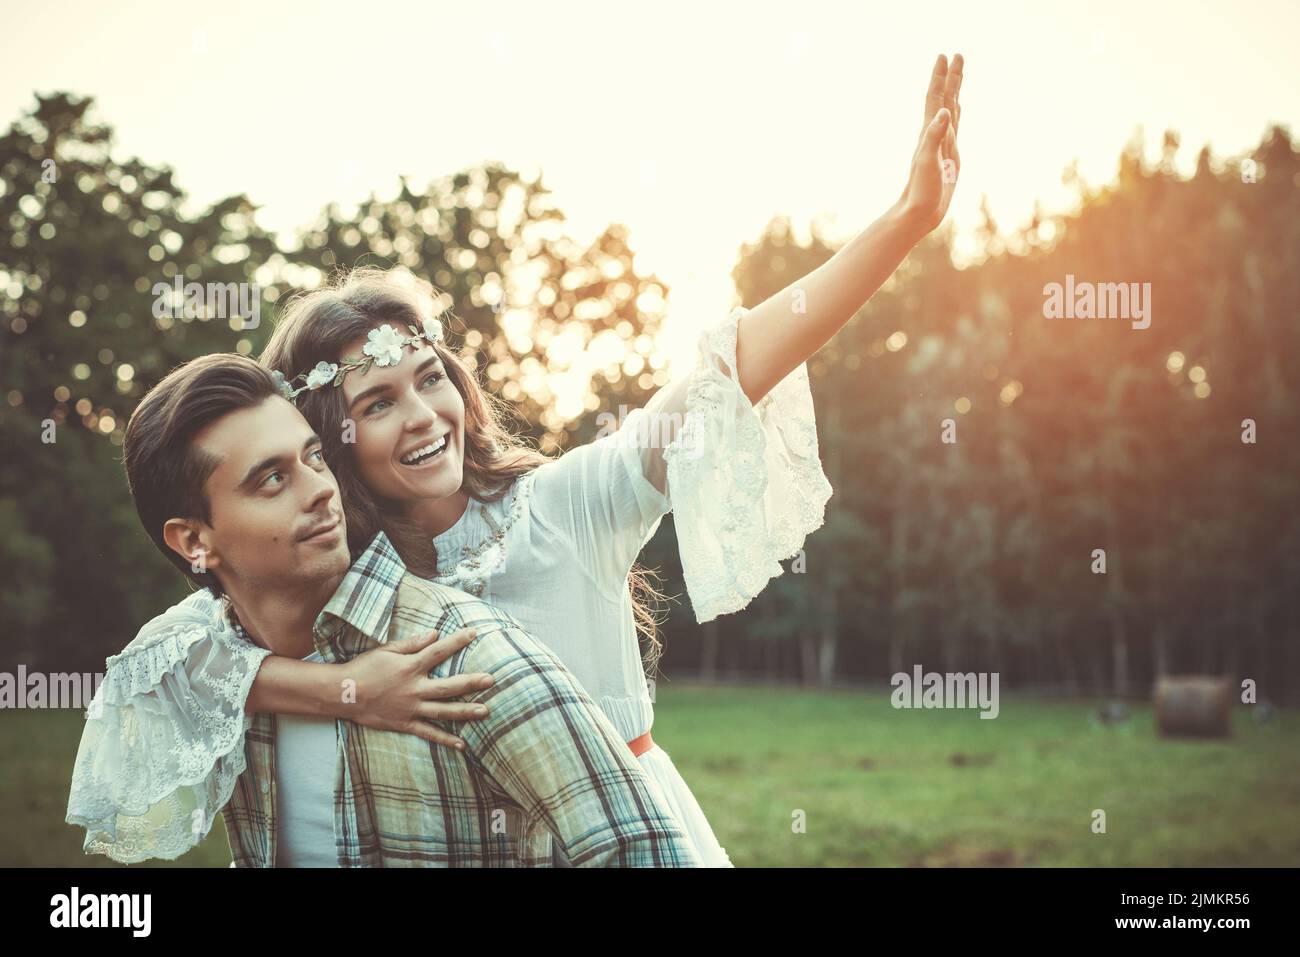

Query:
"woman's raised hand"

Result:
[[898, 53, 964, 237]]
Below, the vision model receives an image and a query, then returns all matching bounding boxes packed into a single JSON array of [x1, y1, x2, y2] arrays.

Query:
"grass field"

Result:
[[4, 685, 1297, 867]]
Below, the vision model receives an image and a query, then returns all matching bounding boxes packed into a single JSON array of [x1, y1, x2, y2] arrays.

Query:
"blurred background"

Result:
[[1, 0, 1298, 866]]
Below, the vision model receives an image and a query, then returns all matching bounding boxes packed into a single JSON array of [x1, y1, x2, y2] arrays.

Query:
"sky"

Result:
[[3, 0, 1297, 372]]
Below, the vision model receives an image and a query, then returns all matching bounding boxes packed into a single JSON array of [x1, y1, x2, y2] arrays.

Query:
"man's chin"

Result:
[[295, 540, 352, 577], [324, 543, 353, 573]]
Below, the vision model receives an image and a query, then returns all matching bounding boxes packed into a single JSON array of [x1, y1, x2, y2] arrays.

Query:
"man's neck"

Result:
[[223, 574, 343, 658]]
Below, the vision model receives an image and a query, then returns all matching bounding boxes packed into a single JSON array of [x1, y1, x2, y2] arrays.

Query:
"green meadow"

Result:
[[5, 685, 1296, 867]]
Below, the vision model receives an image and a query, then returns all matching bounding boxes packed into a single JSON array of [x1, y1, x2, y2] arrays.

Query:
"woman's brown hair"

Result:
[[259, 266, 665, 668]]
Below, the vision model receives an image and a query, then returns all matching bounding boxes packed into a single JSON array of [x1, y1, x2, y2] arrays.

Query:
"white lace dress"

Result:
[[65, 305, 833, 865]]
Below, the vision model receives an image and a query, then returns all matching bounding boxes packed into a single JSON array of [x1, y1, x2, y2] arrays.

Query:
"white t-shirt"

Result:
[[274, 650, 338, 867]]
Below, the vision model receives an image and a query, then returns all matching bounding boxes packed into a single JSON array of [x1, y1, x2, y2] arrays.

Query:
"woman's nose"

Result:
[[403, 391, 438, 429]]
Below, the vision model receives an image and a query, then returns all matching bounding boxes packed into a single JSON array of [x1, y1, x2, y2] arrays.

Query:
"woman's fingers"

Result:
[[404, 721, 467, 751], [925, 54, 948, 128], [415, 626, 478, 670], [945, 53, 964, 129], [384, 629, 439, 654], [416, 700, 490, 723], [922, 108, 951, 156], [420, 672, 494, 700]]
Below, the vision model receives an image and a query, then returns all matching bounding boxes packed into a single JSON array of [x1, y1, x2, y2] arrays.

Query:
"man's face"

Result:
[[186, 396, 351, 593]]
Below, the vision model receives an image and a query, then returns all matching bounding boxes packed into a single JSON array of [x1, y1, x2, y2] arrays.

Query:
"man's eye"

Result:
[[261, 471, 284, 489], [309, 448, 325, 465]]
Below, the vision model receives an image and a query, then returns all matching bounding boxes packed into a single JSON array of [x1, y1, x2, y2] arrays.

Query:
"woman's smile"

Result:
[[398, 433, 451, 468]]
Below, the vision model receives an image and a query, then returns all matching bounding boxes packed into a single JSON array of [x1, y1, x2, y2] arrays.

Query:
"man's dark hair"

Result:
[[122, 353, 279, 596]]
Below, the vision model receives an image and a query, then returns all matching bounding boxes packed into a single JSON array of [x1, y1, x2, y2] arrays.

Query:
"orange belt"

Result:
[[627, 732, 655, 757]]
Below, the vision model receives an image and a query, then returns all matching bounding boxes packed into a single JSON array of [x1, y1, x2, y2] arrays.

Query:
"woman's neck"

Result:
[[408, 488, 473, 537]]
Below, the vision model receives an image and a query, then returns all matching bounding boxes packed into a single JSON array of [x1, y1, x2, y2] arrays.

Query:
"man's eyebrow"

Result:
[[238, 433, 323, 489], [347, 355, 443, 412]]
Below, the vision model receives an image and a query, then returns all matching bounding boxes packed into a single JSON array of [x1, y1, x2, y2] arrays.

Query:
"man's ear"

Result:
[[162, 518, 221, 576]]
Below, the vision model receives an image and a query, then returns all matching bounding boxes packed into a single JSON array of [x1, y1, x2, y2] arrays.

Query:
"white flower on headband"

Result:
[[363, 324, 406, 367], [306, 361, 339, 390], [422, 317, 444, 343]]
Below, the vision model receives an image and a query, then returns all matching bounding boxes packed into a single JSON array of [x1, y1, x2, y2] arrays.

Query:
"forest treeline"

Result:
[[2, 95, 1296, 701]]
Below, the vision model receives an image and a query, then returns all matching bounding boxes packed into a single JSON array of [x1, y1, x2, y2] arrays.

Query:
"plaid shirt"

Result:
[[220, 532, 700, 867]]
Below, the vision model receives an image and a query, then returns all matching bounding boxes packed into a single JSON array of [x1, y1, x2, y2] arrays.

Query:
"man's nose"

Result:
[[301, 461, 338, 513]]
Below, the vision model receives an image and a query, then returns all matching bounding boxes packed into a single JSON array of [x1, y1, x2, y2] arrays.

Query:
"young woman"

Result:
[[68, 54, 963, 866]]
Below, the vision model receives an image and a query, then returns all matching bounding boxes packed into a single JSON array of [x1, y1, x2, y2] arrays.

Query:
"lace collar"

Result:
[[431, 472, 538, 597]]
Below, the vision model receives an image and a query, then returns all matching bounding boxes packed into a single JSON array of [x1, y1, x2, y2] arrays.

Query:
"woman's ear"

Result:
[[162, 518, 221, 576]]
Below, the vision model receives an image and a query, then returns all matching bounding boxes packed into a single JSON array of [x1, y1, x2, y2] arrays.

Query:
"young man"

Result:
[[66, 353, 700, 867]]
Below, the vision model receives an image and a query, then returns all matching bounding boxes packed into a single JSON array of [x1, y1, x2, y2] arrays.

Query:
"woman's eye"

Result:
[[365, 399, 392, 416], [308, 448, 325, 465], [422, 372, 444, 389]]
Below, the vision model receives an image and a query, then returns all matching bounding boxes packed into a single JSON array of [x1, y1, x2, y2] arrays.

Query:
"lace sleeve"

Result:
[[660, 306, 833, 622], [64, 591, 271, 863]]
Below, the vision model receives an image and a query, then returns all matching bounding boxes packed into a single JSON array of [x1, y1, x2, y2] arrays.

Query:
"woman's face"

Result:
[[341, 335, 466, 507]]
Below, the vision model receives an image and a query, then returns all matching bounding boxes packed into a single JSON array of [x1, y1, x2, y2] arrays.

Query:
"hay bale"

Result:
[[1154, 676, 1233, 737]]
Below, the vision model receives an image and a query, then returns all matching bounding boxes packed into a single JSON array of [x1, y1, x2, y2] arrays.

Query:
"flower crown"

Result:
[[273, 317, 445, 401]]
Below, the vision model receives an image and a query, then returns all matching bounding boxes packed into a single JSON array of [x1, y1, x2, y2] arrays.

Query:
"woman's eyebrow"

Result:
[[347, 356, 441, 412], [348, 380, 390, 412], [411, 355, 441, 378]]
